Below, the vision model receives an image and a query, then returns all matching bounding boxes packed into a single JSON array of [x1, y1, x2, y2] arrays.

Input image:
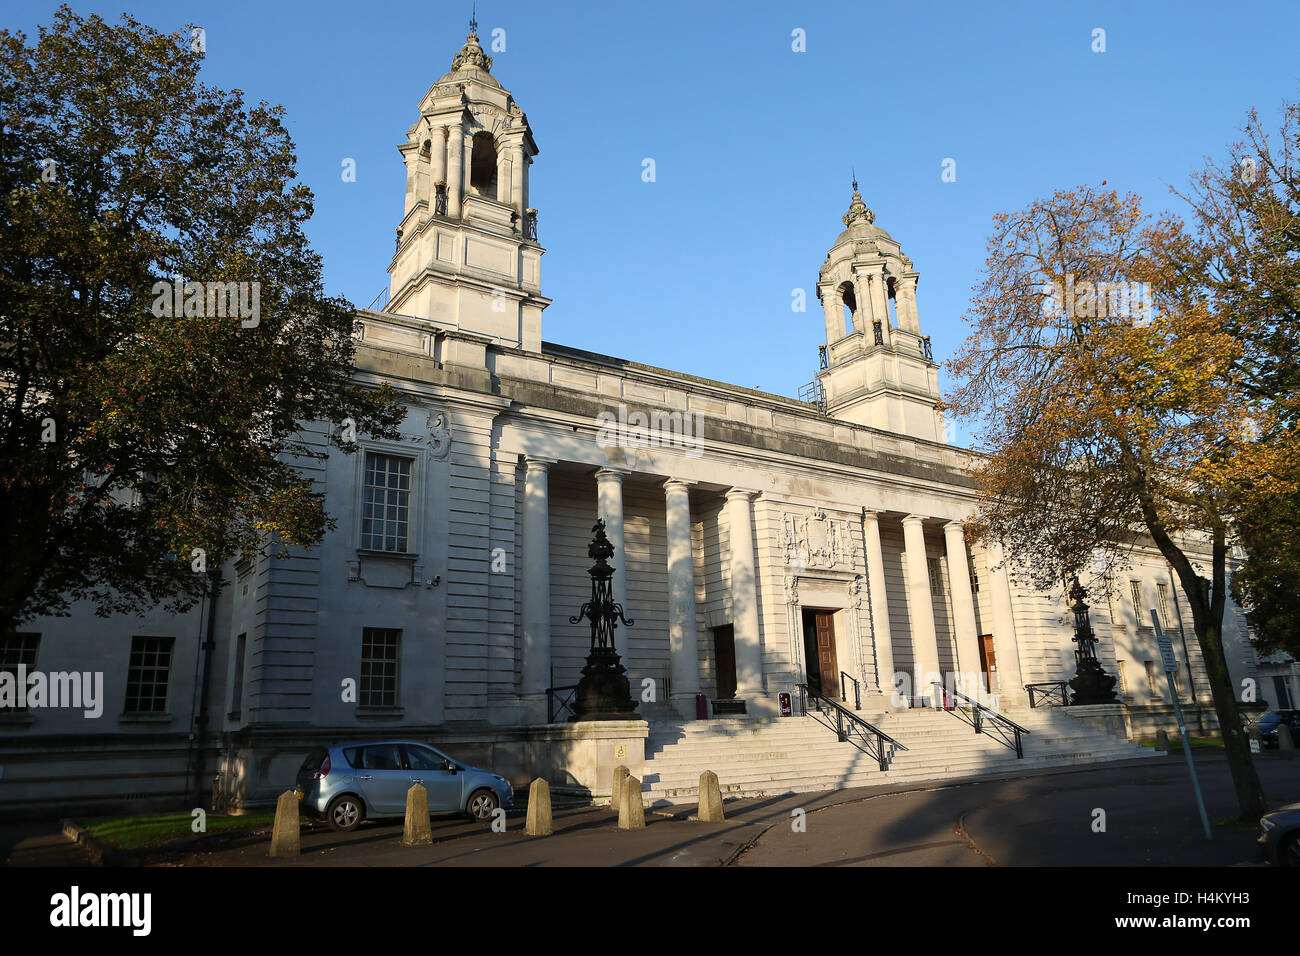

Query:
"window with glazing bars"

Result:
[[0, 633, 40, 711], [125, 636, 174, 714], [361, 453, 412, 552], [360, 628, 401, 707]]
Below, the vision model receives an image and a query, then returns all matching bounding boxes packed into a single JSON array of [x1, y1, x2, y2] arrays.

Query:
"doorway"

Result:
[[713, 624, 737, 699], [801, 609, 840, 698], [978, 633, 998, 693]]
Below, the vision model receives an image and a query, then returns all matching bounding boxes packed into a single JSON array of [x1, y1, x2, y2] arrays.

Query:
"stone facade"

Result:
[[0, 25, 1275, 816]]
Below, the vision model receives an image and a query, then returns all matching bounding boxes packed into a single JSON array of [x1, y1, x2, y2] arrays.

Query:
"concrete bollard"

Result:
[[1279, 724, 1295, 750], [1155, 729, 1169, 752], [697, 770, 725, 822], [402, 783, 432, 846], [525, 778, 553, 836], [618, 774, 645, 830], [611, 764, 629, 810], [269, 790, 301, 857]]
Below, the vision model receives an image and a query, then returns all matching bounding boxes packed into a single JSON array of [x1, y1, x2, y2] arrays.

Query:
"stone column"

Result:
[[944, 521, 983, 697], [820, 286, 843, 344], [897, 276, 920, 333], [446, 121, 465, 218], [497, 150, 510, 205], [521, 457, 553, 719], [986, 541, 1027, 708], [863, 510, 896, 699], [431, 126, 448, 196], [664, 479, 701, 717], [595, 468, 630, 661], [870, 268, 891, 330], [510, 144, 526, 228], [902, 515, 941, 704], [725, 489, 763, 698]]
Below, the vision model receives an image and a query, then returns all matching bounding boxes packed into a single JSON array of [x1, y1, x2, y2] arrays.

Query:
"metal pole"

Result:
[[1153, 611, 1212, 841]]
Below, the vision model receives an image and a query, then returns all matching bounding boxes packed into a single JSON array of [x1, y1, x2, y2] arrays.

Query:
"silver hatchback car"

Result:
[[294, 740, 515, 831]]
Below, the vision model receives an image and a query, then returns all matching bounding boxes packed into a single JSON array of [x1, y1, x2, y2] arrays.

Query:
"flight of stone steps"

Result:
[[640, 705, 1159, 805]]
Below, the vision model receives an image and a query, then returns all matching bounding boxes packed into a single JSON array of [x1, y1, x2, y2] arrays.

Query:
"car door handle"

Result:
[[410, 778, 422, 784], [359, 775, 373, 780]]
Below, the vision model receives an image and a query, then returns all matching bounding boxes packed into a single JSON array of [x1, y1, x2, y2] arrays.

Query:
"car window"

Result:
[[298, 747, 327, 775], [405, 745, 449, 772], [360, 744, 404, 771], [342, 747, 362, 768]]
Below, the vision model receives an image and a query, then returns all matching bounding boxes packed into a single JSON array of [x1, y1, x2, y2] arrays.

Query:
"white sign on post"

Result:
[[1157, 633, 1177, 674]]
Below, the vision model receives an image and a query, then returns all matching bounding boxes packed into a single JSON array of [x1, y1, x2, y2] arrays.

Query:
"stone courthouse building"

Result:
[[0, 25, 1271, 814]]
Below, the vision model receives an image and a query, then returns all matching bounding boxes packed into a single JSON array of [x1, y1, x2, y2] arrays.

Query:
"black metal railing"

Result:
[[1025, 681, 1070, 708], [839, 671, 861, 711], [546, 683, 579, 723], [796, 683, 908, 771], [930, 682, 1029, 757]]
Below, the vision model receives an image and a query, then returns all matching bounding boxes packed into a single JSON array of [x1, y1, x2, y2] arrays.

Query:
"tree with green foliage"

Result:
[[0, 7, 403, 635]]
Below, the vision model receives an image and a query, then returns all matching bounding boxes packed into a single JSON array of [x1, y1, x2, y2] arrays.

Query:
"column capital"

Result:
[[663, 477, 694, 494], [862, 508, 883, 524], [901, 513, 929, 528], [943, 519, 966, 536], [594, 466, 629, 482], [724, 487, 759, 502], [524, 456, 555, 474]]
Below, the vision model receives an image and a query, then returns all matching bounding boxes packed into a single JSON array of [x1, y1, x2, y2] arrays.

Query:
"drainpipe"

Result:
[[188, 568, 223, 807]]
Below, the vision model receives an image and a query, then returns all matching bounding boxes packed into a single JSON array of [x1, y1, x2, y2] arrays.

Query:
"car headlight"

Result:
[[1260, 817, 1277, 831]]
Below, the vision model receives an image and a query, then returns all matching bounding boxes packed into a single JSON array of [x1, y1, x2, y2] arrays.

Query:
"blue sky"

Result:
[[12, 1, 1300, 445]]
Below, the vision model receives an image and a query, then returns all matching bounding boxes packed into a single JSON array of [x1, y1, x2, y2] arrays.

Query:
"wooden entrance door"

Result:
[[978, 633, 998, 692], [802, 609, 840, 698]]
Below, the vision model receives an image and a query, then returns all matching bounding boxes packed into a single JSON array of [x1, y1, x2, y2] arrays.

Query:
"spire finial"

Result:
[[470, 2, 478, 34], [852, 167, 858, 193]]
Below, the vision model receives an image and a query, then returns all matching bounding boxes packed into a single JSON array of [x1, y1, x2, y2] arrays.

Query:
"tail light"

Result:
[[311, 753, 331, 780]]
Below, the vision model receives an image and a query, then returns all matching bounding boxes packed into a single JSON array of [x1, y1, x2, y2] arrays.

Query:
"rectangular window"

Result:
[[125, 636, 174, 714], [1116, 660, 1128, 695], [927, 557, 943, 596], [1156, 582, 1173, 629], [1144, 660, 1158, 698], [0, 633, 40, 712], [360, 628, 401, 708], [229, 633, 247, 719], [1129, 581, 1145, 623], [361, 453, 413, 552]]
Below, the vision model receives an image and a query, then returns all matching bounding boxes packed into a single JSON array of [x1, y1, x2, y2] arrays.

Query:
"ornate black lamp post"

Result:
[[1067, 576, 1118, 705], [568, 519, 639, 720]]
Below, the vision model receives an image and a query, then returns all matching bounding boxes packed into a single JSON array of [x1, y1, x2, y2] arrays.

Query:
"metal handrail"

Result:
[[931, 682, 1030, 758], [839, 671, 861, 711], [1025, 681, 1070, 708], [546, 684, 579, 723], [796, 682, 908, 772]]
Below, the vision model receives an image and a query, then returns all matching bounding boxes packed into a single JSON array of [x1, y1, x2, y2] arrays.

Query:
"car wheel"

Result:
[[467, 788, 499, 822], [1281, 834, 1300, 867], [326, 794, 364, 832]]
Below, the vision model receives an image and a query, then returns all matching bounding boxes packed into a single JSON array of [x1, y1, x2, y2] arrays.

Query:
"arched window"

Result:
[[887, 277, 899, 328], [469, 132, 498, 199], [839, 281, 857, 335]]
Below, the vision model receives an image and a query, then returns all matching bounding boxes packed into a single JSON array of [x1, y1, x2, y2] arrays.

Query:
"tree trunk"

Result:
[[1195, 616, 1269, 820]]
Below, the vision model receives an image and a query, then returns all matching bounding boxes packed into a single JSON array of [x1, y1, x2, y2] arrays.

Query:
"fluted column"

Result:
[[664, 479, 700, 716], [726, 489, 763, 697], [820, 286, 843, 344], [870, 268, 891, 330], [986, 541, 1027, 707], [520, 457, 553, 718], [944, 521, 983, 697], [863, 510, 896, 699], [446, 121, 464, 217], [431, 126, 447, 197], [897, 275, 920, 333], [902, 515, 941, 704], [510, 144, 526, 228], [595, 468, 629, 661]]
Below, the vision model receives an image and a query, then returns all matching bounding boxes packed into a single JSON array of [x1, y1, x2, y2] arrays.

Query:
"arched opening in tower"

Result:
[[469, 132, 498, 199], [887, 276, 900, 328], [839, 281, 857, 335]]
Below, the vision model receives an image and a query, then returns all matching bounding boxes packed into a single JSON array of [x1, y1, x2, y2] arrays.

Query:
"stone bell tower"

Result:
[[387, 19, 548, 351], [814, 183, 946, 442]]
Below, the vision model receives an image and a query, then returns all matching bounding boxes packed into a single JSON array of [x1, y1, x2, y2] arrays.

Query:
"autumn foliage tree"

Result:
[[0, 8, 404, 635], [944, 169, 1298, 820]]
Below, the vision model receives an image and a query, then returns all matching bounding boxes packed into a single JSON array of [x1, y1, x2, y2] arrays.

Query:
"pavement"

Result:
[[3, 748, 1297, 867]]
